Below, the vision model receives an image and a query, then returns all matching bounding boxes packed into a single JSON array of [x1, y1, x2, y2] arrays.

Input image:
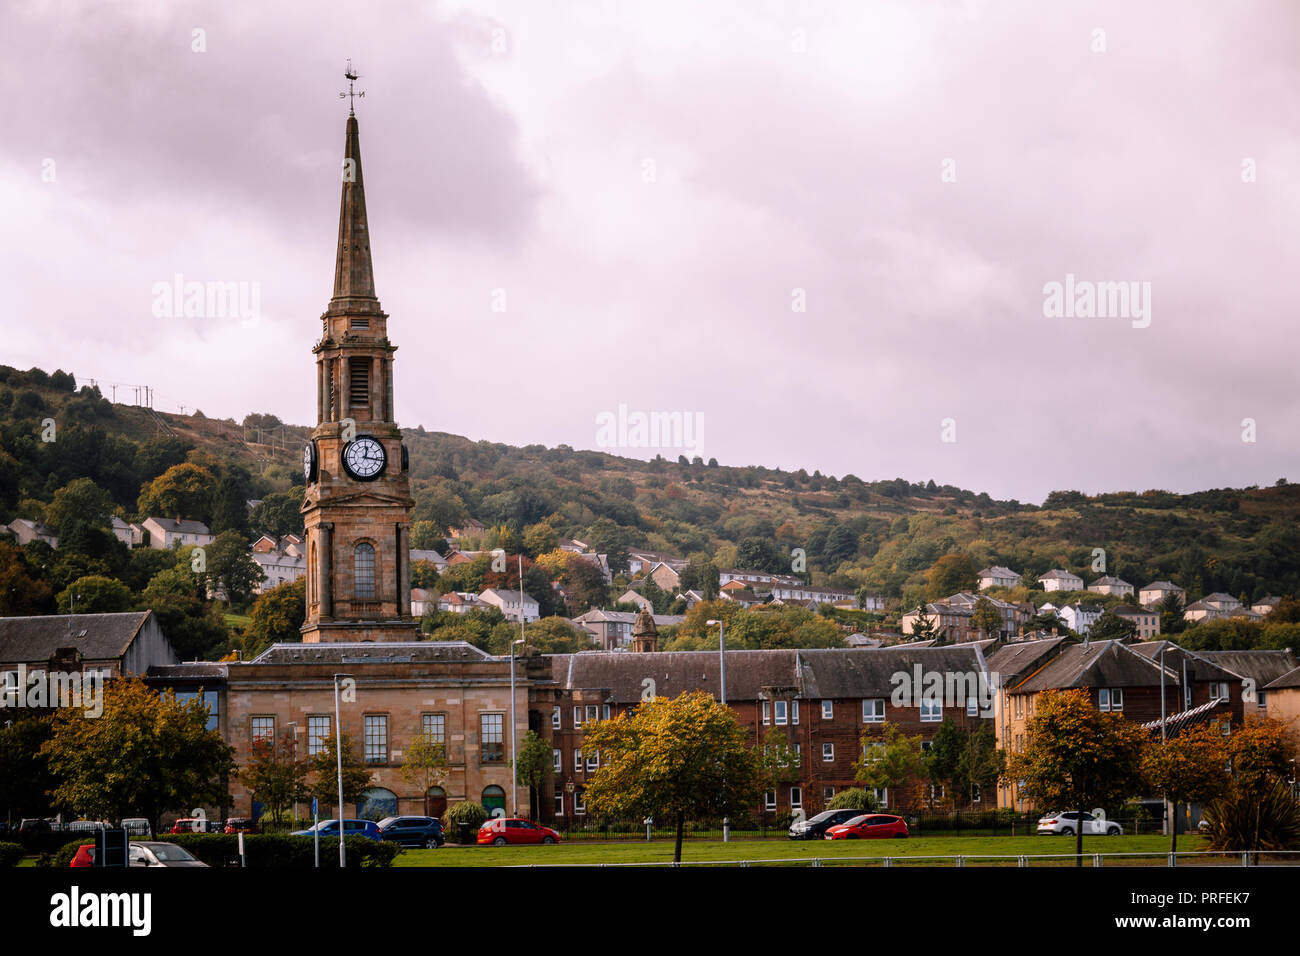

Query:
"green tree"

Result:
[[308, 734, 372, 816], [854, 723, 926, 810], [1089, 611, 1137, 642], [137, 462, 217, 524], [1005, 688, 1147, 865], [247, 578, 307, 652], [0, 715, 57, 820], [249, 490, 304, 540], [210, 471, 252, 538], [522, 617, 596, 654], [45, 478, 114, 541], [513, 730, 552, 820], [400, 733, 450, 820], [56, 574, 133, 614], [825, 786, 881, 813], [522, 522, 559, 559], [240, 730, 311, 826], [41, 678, 235, 834], [202, 530, 264, 606], [581, 691, 762, 862], [970, 596, 1003, 640]]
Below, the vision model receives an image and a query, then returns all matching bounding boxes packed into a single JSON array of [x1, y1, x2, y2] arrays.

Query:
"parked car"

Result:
[[1037, 811, 1122, 836], [788, 808, 871, 840], [17, 818, 50, 837], [69, 844, 97, 868], [824, 814, 910, 840], [169, 818, 210, 834], [128, 841, 209, 867], [224, 818, 260, 834], [377, 816, 445, 848], [476, 818, 561, 846], [121, 818, 152, 837], [291, 819, 382, 841]]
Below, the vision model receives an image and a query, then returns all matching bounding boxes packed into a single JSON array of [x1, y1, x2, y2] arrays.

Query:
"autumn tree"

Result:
[[1141, 723, 1230, 853], [927, 553, 976, 600], [581, 691, 761, 862], [240, 729, 312, 826], [1005, 689, 1147, 865], [137, 462, 217, 525], [1203, 715, 1300, 852], [41, 678, 235, 834], [0, 541, 54, 615]]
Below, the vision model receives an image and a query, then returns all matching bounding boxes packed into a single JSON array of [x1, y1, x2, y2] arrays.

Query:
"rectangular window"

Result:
[[575, 749, 583, 772], [920, 699, 942, 723], [774, 700, 788, 725], [349, 359, 370, 407], [863, 699, 885, 723], [967, 696, 979, 717], [364, 715, 388, 764], [790, 787, 802, 810], [764, 790, 776, 811], [1099, 688, 1124, 712], [603, 704, 611, 720], [554, 791, 564, 816], [762, 700, 771, 725], [553, 749, 562, 772], [822, 743, 834, 763], [586, 751, 599, 772], [792, 700, 800, 725], [574, 790, 585, 815], [251, 716, 275, 744], [353, 544, 375, 600], [307, 715, 330, 756], [821, 700, 833, 720], [480, 713, 504, 762], [1014, 696, 1024, 719], [822, 786, 835, 802], [792, 743, 801, 768], [422, 713, 445, 745], [573, 706, 582, 728], [552, 706, 561, 729], [585, 704, 599, 724], [1210, 682, 1229, 701]]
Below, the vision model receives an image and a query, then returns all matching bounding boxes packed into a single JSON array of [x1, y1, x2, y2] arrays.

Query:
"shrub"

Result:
[[44, 833, 399, 868], [446, 801, 488, 842], [0, 842, 24, 866], [825, 788, 881, 813], [1204, 781, 1300, 852]]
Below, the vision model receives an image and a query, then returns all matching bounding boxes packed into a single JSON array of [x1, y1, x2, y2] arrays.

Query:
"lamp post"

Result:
[[333, 673, 352, 868], [1159, 645, 1169, 838], [707, 619, 729, 842], [510, 637, 525, 817]]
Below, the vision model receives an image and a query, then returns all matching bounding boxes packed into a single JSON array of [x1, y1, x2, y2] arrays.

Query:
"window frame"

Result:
[[863, 698, 885, 723]]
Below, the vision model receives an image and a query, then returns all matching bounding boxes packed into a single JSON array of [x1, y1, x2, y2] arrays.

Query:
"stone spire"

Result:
[[632, 608, 659, 653], [328, 113, 381, 316]]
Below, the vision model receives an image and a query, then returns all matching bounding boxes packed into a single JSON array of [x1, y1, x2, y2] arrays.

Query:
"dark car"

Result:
[[377, 816, 445, 849], [291, 819, 382, 841], [788, 809, 869, 840], [224, 818, 260, 835]]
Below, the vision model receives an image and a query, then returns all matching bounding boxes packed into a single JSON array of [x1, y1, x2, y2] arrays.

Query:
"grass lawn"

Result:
[[393, 833, 1209, 867], [224, 612, 252, 631]]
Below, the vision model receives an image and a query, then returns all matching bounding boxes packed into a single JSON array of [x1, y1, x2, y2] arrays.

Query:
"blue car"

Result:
[[377, 816, 445, 849], [291, 819, 382, 841]]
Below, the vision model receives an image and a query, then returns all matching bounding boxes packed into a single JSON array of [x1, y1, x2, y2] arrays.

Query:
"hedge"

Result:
[[0, 842, 23, 867], [43, 833, 399, 868]]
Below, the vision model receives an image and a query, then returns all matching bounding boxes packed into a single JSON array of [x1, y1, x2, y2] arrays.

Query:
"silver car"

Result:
[[1036, 811, 1122, 836], [128, 841, 209, 867]]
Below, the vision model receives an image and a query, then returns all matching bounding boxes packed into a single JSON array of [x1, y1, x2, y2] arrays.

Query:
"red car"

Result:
[[824, 813, 909, 840], [69, 844, 96, 867], [476, 817, 561, 846], [224, 818, 260, 834]]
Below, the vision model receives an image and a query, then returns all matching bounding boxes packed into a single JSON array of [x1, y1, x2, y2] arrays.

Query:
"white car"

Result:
[[128, 841, 209, 867], [1036, 810, 1122, 836]]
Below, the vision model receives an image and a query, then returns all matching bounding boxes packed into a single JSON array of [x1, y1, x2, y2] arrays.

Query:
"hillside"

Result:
[[2, 363, 1299, 617]]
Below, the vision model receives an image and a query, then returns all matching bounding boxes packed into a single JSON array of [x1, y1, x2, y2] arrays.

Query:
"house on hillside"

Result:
[[1088, 576, 1134, 598], [1139, 581, 1186, 609], [142, 517, 214, 551], [977, 566, 1020, 590], [1037, 569, 1084, 592], [2, 518, 59, 549]]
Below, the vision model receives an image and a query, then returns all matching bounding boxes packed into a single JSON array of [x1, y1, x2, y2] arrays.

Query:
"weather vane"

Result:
[[340, 59, 365, 115]]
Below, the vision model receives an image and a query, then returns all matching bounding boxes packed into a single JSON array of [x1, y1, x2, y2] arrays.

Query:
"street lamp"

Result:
[[706, 619, 729, 842], [510, 637, 525, 817], [333, 673, 353, 868]]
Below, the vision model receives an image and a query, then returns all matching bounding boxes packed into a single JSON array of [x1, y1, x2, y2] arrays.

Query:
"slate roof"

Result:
[[0, 611, 155, 664], [249, 641, 493, 664], [548, 645, 990, 704], [145, 517, 211, 535], [146, 662, 229, 680], [1264, 666, 1300, 691], [985, 637, 1067, 684], [1198, 650, 1300, 687], [1128, 642, 1241, 683], [1009, 640, 1168, 694]]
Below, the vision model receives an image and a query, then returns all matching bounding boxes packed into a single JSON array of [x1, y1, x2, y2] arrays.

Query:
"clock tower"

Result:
[[300, 98, 417, 643]]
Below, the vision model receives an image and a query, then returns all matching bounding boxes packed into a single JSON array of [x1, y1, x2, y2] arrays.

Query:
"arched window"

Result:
[[482, 785, 506, 817], [307, 541, 316, 604], [354, 542, 375, 599], [356, 786, 397, 821]]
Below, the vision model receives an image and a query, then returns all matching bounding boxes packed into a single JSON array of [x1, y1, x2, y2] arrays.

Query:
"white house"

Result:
[[142, 517, 214, 550], [438, 591, 492, 614], [3, 518, 59, 549], [1139, 581, 1186, 608], [1038, 569, 1084, 592], [1058, 603, 1105, 635], [251, 548, 306, 594], [977, 566, 1020, 590], [409, 549, 448, 572], [479, 588, 540, 623], [110, 516, 144, 547], [1088, 576, 1134, 598], [410, 588, 433, 616]]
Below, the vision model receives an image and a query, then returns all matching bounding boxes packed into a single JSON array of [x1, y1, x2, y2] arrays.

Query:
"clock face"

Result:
[[302, 441, 317, 483], [342, 437, 387, 480]]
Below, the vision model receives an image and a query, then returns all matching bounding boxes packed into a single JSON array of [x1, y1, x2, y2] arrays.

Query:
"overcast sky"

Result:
[[4, 0, 1297, 503]]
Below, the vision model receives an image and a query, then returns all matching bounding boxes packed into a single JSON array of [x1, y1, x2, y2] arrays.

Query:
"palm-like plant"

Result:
[[1203, 780, 1300, 852]]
